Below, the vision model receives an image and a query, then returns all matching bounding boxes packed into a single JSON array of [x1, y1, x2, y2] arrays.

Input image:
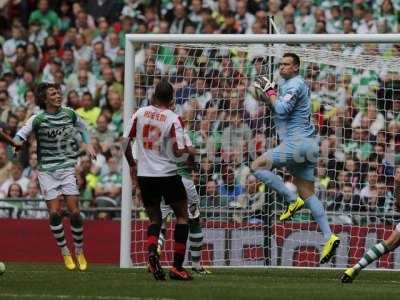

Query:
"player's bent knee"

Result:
[[253, 170, 273, 183], [251, 154, 273, 171], [49, 212, 62, 226], [385, 230, 400, 250], [70, 212, 83, 227]]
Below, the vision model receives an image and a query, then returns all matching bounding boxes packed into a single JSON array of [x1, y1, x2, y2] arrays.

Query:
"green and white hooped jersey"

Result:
[[177, 160, 191, 179], [176, 130, 194, 179], [16, 107, 86, 172]]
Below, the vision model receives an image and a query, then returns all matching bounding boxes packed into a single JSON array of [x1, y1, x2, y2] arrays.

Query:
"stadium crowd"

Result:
[[0, 0, 399, 225]]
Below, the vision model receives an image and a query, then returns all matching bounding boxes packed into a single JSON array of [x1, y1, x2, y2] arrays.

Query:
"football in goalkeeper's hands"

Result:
[[254, 76, 276, 93], [252, 76, 276, 102]]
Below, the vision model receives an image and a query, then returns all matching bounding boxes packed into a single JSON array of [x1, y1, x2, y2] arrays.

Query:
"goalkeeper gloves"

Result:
[[254, 76, 277, 98]]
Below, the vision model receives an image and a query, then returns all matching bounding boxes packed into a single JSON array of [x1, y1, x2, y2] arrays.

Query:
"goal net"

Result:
[[124, 38, 400, 269]]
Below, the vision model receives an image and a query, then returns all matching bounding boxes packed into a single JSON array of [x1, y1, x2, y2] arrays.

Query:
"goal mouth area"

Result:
[[121, 34, 400, 269]]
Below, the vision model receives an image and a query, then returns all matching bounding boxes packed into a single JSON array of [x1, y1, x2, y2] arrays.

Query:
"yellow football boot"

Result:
[[192, 266, 212, 275], [341, 267, 358, 283], [63, 254, 76, 271], [320, 234, 340, 264], [279, 197, 305, 221], [76, 252, 88, 271]]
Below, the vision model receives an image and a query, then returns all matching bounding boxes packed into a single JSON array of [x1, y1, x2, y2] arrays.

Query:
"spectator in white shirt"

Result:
[[357, 9, 378, 34], [170, 3, 189, 34], [21, 180, 48, 219], [105, 32, 120, 62], [352, 100, 385, 136], [235, 0, 255, 34], [73, 34, 91, 63], [3, 24, 26, 62], [0, 162, 30, 198]]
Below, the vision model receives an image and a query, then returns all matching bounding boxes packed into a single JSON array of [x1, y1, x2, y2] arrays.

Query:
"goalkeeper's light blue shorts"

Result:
[[264, 138, 319, 182]]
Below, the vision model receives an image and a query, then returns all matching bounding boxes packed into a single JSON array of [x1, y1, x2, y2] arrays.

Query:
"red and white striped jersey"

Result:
[[124, 105, 185, 177]]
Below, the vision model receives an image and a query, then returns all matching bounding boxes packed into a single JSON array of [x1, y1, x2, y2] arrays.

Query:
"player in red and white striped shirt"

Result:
[[123, 79, 192, 281]]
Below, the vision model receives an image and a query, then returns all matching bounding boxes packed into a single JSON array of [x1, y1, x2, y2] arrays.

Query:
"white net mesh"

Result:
[[130, 42, 400, 268]]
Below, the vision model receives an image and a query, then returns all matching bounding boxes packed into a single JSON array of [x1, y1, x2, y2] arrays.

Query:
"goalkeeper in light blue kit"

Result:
[[252, 53, 340, 264]]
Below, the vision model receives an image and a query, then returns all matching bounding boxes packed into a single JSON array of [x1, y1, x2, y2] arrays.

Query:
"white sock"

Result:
[[61, 246, 70, 256]]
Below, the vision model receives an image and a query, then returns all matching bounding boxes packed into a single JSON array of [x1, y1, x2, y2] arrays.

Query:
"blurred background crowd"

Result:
[[0, 0, 399, 225]]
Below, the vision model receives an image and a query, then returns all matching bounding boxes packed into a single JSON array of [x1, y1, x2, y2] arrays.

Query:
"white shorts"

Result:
[[161, 176, 200, 220], [38, 168, 79, 201]]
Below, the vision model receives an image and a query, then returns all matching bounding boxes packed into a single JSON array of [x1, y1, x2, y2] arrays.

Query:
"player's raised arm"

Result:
[[0, 127, 22, 149], [122, 113, 137, 169], [75, 114, 96, 160], [127, 140, 142, 206], [254, 75, 277, 106], [254, 76, 298, 114], [273, 86, 299, 115], [122, 112, 142, 203], [9, 114, 37, 151]]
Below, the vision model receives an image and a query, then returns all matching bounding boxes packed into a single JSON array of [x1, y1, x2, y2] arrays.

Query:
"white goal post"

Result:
[[121, 34, 400, 268]]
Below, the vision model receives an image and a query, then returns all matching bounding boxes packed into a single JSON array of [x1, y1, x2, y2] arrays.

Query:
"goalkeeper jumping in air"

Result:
[[341, 168, 400, 283], [252, 53, 340, 264]]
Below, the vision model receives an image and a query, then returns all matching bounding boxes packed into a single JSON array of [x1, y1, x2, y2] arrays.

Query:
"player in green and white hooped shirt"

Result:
[[12, 83, 96, 271], [341, 167, 400, 283], [158, 133, 211, 275]]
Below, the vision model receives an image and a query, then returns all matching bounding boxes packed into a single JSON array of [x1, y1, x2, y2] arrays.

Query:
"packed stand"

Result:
[[0, 0, 399, 225]]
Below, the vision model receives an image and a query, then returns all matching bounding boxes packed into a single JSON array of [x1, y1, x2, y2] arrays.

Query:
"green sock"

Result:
[[189, 218, 203, 267], [353, 241, 390, 271]]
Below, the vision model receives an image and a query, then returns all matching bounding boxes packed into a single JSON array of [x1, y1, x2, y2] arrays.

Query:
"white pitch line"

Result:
[[0, 294, 175, 300], [5, 270, 142, 275]]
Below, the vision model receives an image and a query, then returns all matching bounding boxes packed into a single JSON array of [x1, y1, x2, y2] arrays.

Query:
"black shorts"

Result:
[[137, 175, 187, 207]]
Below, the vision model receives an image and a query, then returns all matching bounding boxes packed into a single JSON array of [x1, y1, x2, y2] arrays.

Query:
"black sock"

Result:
[[173, 224, 189, 269], [147, 224, 161, 255]]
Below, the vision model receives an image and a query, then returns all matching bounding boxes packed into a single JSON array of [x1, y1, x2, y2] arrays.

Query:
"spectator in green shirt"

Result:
[[94, 156, 122, 203], [29, 0, 61, 33]]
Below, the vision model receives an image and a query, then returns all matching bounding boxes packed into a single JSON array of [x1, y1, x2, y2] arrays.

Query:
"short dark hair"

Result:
[[82, 91, 93, 99], [283, 53, 300, 67], [154, 79, 173, 104], [35, 82, 60, 109]]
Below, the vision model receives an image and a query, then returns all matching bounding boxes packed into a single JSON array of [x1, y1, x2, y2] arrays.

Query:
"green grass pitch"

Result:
[[1, 264, 400, 300]]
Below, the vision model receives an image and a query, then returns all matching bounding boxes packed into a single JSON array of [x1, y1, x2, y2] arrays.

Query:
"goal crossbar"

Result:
[[126, 33, 400, 44]]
